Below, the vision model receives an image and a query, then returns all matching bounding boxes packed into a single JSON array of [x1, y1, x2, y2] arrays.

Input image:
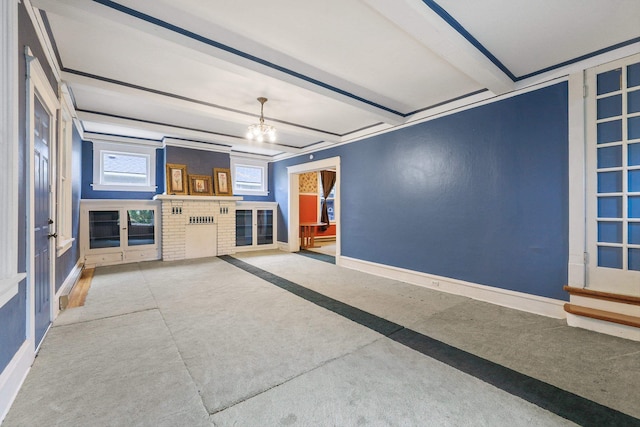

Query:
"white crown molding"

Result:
[[164, 137, 231, 154]]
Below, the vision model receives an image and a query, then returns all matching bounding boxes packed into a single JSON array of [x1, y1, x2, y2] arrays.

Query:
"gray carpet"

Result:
[[3, 251, 639, 426]]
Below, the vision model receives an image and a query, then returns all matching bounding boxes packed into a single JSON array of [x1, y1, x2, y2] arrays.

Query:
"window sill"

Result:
[[0, 272, 26, 309], [233, 190, 269, 197], [56, 237, 75, 257], [91, 184, 157, 192]]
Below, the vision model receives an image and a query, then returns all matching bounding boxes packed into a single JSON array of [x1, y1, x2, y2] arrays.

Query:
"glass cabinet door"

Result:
[[127, 209, 155, 246], [89, 210, 120, 249], [236, 209, 253, 246], [257, 209, 273, 245]]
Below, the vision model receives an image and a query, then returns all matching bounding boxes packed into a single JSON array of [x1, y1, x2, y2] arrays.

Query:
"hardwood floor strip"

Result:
[[66, 268, 94, 308]]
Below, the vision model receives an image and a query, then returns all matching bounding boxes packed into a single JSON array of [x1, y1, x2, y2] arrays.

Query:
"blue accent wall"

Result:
[[165, 146, 274, 201], [166, 145, 229, 177], [55, 125, 83, 292], [81, 141, 165, 199], [273, 82, 569, 300]]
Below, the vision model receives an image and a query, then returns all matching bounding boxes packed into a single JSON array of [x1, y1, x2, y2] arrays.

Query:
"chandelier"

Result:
[[246, 97, 276, 142]]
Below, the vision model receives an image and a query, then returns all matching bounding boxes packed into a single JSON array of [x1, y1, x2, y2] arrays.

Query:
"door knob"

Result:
[[47, 233, 57, 239]]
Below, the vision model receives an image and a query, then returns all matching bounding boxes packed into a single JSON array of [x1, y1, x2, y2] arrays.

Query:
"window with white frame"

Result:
[[231, 156, 269, 196], [318, 172, 336, 223], [56, 99, 74, 254], [92, 141, 157, 192]]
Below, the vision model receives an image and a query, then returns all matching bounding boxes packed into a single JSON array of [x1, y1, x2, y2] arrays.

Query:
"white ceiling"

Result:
[[30, 0, 640, 159]]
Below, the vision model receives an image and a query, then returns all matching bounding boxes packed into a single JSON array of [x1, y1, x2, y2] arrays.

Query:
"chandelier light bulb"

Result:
[[246, 97, 276, 143]]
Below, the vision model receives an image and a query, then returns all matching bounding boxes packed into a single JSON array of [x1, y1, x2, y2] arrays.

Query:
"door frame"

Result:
[[25, 48, 59, 352], [287, 156, 341, 262]]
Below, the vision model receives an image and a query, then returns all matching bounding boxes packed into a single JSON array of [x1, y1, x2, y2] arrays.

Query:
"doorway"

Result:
[[27, 51, 58, 351], [287, 157, 341, 263]]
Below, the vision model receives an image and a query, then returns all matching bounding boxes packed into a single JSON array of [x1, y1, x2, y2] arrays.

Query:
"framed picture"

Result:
[[166, 163, 188, 195], [188, 174, 213, 196], [213, 168, 233, 196]]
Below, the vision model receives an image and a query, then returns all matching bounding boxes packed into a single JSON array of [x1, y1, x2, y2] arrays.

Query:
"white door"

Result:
[[586, 53, 640, 296]]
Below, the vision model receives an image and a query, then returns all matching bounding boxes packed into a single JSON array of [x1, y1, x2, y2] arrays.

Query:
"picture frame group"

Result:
[[165, 164, 233, 196]]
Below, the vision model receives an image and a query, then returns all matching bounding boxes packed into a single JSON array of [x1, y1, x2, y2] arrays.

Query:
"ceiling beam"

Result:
[[63, 70, 338, 144], [31, 0, 406, 125], [364, 0, 514, 95], [76, 110, 303, 155]]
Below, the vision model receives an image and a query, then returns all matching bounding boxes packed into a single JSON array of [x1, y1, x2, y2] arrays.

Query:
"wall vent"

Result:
[[188, 216, 215, 224]]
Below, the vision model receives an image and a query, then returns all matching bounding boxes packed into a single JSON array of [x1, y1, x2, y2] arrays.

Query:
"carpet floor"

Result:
[[3, 250, 639, 426]]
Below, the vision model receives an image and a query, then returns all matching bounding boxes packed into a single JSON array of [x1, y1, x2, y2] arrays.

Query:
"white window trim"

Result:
[[0, 0, 25, 309], [92, 141, 157, 192], [230, 156, 269, 196], [56, 87, 74, 255]]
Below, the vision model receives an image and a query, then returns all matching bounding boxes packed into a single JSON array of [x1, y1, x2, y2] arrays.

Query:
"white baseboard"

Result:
[[277, 241, 293, 252], [54, 260, 83, 317], [340, 256, 566, 319], [0, 341, 33, 424], [566, 313, 640, 342]]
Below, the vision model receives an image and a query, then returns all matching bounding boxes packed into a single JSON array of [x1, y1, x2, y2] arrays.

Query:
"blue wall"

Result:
[[166, 146, 274, 201], [55, 125, 83, 292], [81, 141, 165, 199], [273, 83, 569, 300]]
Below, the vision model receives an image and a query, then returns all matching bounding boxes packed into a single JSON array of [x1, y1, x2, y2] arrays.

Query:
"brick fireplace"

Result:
[[154, 195, 242, 261]]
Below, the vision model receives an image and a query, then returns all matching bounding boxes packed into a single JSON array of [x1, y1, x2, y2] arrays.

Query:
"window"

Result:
[[56, 95, 74, 254], [231, 156, 268, 196], [92, 140, 157, 192], [318, 173, 336, 223]]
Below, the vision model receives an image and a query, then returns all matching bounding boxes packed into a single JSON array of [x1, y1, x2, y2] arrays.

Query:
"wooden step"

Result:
[[564, 303, 640, 328], [563, 285, 640, 305]]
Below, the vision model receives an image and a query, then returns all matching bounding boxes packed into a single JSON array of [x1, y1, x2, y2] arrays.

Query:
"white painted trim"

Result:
[[0, 0, 22, 309], [277, 241, 292, 252], [566, 313, 640, 342], [340, 256, 567, 319], [0, 341, 33, 424], [287, 157, 341, 260], [230, 156, 269, 196], [163, 137, 231, 154], [91, 140, 158, 192], [0, 274, 25, 310], [85, 133, 164, 148], [567, 72, 586, 287], [22, 0, 61, 82], [53, 259, 82, 318]]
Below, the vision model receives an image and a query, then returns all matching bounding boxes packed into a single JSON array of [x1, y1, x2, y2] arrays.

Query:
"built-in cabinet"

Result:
[[80, 200, 161, 267], [235, 201, 278, 251]]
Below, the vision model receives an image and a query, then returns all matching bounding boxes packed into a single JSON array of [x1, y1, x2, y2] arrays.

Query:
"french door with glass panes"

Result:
[[586, 53, 640, 297]]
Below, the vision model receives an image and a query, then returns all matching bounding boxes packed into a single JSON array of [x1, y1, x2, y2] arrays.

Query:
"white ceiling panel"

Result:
[[438, 0, 640, 78], [28, 0, 640, 159]]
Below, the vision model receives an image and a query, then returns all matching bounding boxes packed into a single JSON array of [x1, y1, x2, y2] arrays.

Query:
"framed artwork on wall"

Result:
[[166, 163, 188, 195], [188, 174, 213, 196], [213, 168, 232, 196]]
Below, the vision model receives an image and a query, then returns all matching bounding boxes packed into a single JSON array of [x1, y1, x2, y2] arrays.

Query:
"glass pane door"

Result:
[[236, 209, 253, 246], [257, 209, 273, 245], [127, 209, 155, 246], [89, 210, 120, 249], [588, 54, 640, 296]]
